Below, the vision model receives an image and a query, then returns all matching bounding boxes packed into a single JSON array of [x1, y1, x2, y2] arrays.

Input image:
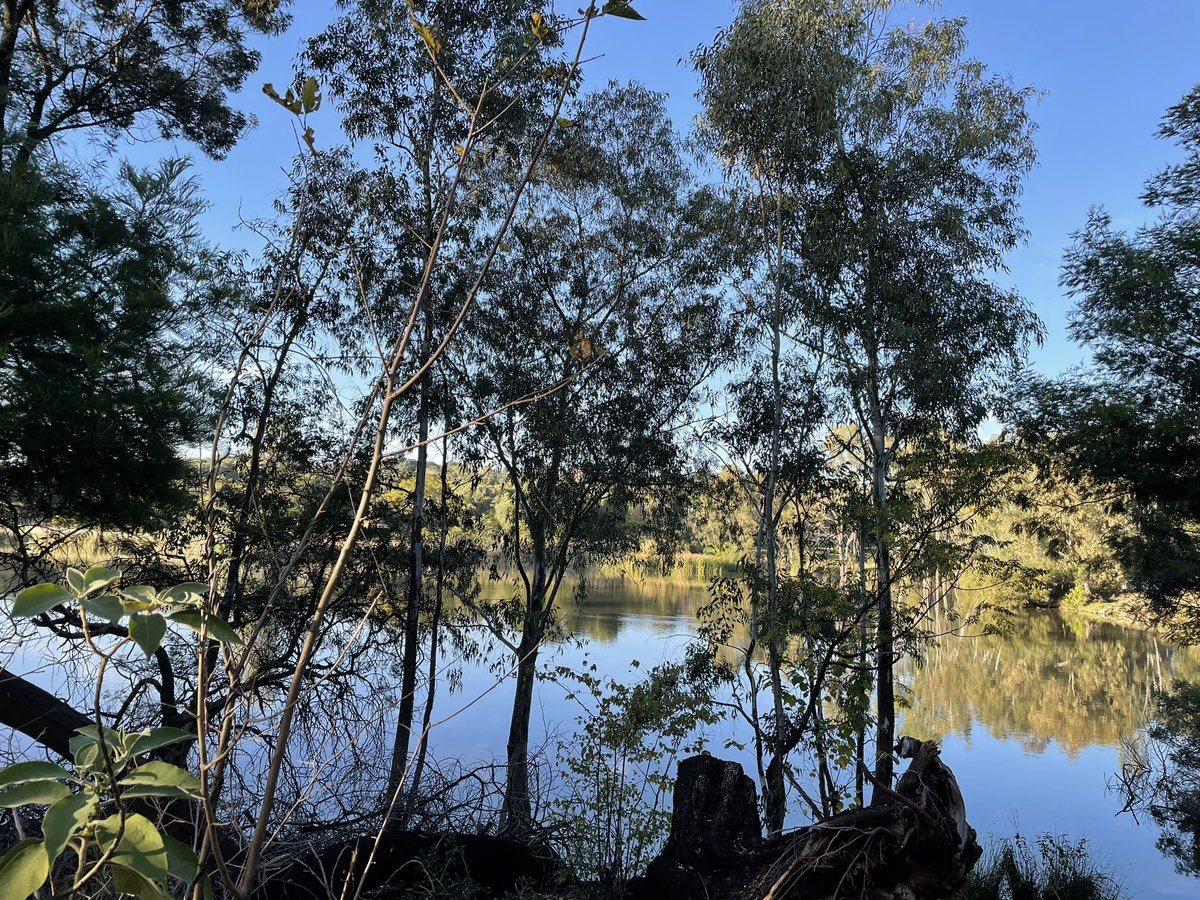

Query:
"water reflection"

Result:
[[460, 571, 1200, 896], [902, 610, 1200, 755]]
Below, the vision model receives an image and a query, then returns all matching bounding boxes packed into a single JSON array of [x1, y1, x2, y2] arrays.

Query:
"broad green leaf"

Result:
[[162, 834, 199, 883], [159, 583, 208, 606], [66, 567, 86, 594], [0, 780, 70, 808], [167, 609, 243, 645], [41, 793, 94, 859], [603, 0, 646, 19], [127, 727, 194, 758], [72, 738, 100, 771], [129, 613, 167, 658], [10, 583, 71, 618], [71, 725, 121, 771], [80, 593, 124, 622], [95, 813, 169, 886], [82, 566, 120, 594], [0, 839, 48, 900], [0, 761, 71, 788], [123, 585, 158, 604], [120, 762, 201, 800], [112, 863, 168, 900]]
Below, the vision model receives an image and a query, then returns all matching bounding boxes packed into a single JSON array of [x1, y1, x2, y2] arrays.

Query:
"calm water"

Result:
[[430, 570, 1200, 900]]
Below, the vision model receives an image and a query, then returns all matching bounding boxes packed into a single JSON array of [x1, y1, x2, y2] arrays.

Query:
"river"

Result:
[[424, 567, 1200, 899]]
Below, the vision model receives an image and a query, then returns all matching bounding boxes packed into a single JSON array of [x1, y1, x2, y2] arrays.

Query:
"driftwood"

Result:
[[633, 738, 981, 900]]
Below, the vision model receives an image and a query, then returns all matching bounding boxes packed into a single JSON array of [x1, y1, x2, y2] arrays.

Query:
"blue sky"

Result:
[[169, 1, 1200, 378]]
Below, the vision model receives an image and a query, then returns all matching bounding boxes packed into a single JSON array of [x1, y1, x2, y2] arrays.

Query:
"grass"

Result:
[[957, 833, 1125, 900]]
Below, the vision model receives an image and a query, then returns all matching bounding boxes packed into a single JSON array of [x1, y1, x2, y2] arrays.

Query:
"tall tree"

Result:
[[697, 0, 1040, 805], [460, 82, 728, 835], [305, 0, 566, 807]]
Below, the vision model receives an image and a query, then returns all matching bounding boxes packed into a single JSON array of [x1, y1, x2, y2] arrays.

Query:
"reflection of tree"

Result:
[[1117, 681, 1200, 877], [901, 610, 1200, 756]]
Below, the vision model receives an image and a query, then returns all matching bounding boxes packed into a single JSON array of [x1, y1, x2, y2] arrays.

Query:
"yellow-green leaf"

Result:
[[0, 839, 49, 900]]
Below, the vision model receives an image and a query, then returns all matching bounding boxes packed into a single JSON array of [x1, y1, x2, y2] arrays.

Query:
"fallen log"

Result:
[[633, 738, 981, 900]]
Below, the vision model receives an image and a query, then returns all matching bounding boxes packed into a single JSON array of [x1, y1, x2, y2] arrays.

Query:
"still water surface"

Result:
[[433, 570, 1200, 900]]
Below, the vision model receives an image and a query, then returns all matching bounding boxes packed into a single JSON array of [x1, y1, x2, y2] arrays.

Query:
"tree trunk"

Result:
[[635, 743, 980, 900], [500, 522, 550, 836], [0, 666, 90, 759], [388, 310, 433, 802], [870, 403, 896, 796]]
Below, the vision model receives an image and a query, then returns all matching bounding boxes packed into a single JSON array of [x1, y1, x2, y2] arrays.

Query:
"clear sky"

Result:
[[166, 1, 1200, 378]]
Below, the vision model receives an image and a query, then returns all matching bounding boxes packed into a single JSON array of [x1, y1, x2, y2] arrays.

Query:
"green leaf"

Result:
[[123, 585, 159, 604], [71, 725, 122, 771], [10, 583, 72, 618], [129, 613, 167, 658], [127, 727, 194, 759], [95, 813, 169, 887], [41, 793, 94, 859], [602, 0, 646, 19], [120, 762, 201, 800], [159, 583, 208, 606], [66, 567, 86, 594], [112, 863, 168, 900], [82, 566, 120, 594], [0, 839, 49, 900], [0, 780, 71, 808], [167, 609, 243, 645], [0, 761, 72, 788], [162, 834, 199, 884], [80, 593, 124, 622]]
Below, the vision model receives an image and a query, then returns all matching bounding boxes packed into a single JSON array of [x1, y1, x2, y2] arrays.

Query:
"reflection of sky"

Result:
[[424, 581, 1198, 899]]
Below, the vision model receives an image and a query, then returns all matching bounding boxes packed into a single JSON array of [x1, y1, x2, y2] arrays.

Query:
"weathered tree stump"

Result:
[[633, 739, 981, 900]]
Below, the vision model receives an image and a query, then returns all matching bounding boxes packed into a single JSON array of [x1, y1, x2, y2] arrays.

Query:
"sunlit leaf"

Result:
[[127, 727, 194, 759], [120, 762, 202, 800], [0, 839, 49, 900], [41, 793, 94, 859], [80, 593, 124, 622], [159, 583, 208, 606], [0, 780, 71, 808], [11, 583, 72, 618], [95, 813, 169, 887], [0, 761, 72, 789], [82, 566, 119, 594]]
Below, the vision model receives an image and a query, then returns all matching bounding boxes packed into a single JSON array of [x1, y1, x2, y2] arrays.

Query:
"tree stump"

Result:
[[632, 739, 981, 900]]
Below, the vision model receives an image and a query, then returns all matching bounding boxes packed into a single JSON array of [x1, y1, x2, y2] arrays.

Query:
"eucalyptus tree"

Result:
[[793, 2, 1041, 791], [692, 0, 857, 835], [696, 0, 1041, 811], [304, 0, 573, 807], [458, 82, 729, 835]]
